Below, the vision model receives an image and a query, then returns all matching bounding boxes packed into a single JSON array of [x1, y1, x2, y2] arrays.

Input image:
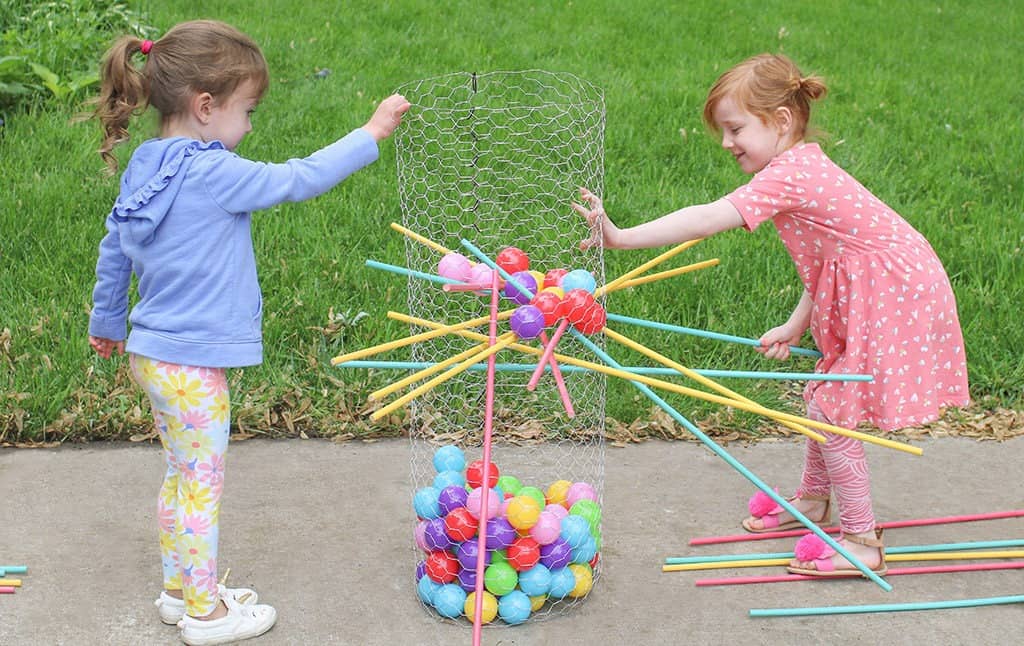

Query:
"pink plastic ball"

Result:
[[529, 509, 562, 545], [414, 519, 430, 552], [466, 487, 502, 520], [566, 482, 598, 507], [468, 263, 498, 290], [437, 252, 473, 282], [544, 503, 569, 519]]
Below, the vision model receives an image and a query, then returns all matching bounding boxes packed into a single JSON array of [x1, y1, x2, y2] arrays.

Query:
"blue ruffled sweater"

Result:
[[89, 129, 378, 367]]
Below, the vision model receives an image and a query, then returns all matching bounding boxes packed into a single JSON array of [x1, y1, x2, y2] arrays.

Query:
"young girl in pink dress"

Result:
[[574, 53, 969, 576]]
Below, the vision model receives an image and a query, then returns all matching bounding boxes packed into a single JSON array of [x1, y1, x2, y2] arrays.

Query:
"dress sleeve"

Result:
[[201, 128, 380, 214], [724, 163, 807, 231], [88, 211, 133, 340]]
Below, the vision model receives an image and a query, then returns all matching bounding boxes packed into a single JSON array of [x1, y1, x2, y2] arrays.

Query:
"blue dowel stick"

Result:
[[0, 566, 26, 574], [335, 360, 871, 382], [365, 259, 462, 285], [665, 539, 1024, 565], [750, 594, 1024, 617], [460, 238, 892, 591], [606, 312, 822, 358]]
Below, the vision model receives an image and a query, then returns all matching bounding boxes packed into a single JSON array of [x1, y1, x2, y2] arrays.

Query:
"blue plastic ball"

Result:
[[560, 515, 591, 548], [413, 486, 441, 520], [432, 583, 468, 618], [433, 469, 466, 492], [433, 445, 466, 472], [516, 563, 552, 596], [547, 567, 576, 599], [498, 590, 532, 625], [570, 534, 597, 564], [417, 575, 442, 604], [560, 269, 597, 294]]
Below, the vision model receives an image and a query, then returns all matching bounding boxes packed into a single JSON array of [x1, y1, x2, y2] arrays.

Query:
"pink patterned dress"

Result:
[[726, 143, 969, 431]]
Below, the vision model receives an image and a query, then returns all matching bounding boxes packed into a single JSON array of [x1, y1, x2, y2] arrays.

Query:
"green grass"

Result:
[[2, 0, 1022, 442]]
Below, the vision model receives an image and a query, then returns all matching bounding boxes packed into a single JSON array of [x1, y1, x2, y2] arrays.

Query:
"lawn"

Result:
[[2, 0, 1021, 443]]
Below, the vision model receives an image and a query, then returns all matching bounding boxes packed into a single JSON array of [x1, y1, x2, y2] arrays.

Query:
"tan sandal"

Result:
[[787, 527, 887, 577], [741, 491, 831, 533]]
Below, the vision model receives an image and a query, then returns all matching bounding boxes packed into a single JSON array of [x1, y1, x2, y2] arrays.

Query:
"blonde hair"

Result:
[[90, 20, 269, 172], [702, 53, 827, 143]]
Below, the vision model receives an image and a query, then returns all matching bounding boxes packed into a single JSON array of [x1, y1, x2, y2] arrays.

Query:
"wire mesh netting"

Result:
[[393, 70, 607, 624]]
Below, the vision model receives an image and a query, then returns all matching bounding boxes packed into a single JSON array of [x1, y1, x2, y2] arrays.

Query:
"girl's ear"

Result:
[[774, 106, 794, 136], [192, 92, 215, 125]]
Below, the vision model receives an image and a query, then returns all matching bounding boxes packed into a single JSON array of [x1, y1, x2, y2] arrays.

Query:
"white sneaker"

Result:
[[155, 585, 260, 625], [178, 596, 277, 646]]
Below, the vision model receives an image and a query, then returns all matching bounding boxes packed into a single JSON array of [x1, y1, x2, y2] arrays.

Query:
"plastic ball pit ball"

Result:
[[465, 591, 498, 624], [413, 486, 441, 520], [506, 495, 541, 530], [505, 271, 537, 305], [485, 517, 518, 550], [574, 302, 606, 335], [417, 575, 442, 604], [457, 566, 478, 592], [545, 479, 572, 507], [423, 517, 453, 551], [530, 290, 565, 326], [570, 498, 602, 532], [571, 535, 598, 565], [507, 536, 541, 571], [468, 263, 497, 290], [529, 509, 562, 545], [437, 253, 473, 282], [425, 550, 460, 583], [496, 475, 522, 496], [466, 487, 502, 520], [495, 246, 530, 274], [517, 486, 546, 510], [547, 566, 576, 599], [559, 268, 597, 294], [484, 561, 519, 596], [465, 459, 500, 489], [456, 539, 492, 570], [559, 515, 591, 548], [516, 563, 552, 596], [437, 485, 469, 516], [510, 304, 546, 340], [566, 481, 598, 507], [433, 583, 467, 618], [568, 563, 594, 598], [498, 589, 532, 625], [445, 506, 477, 541], [432, 444, 466, 472], [433, 469, 465, 492], [539, 537, 573, 570], [543, 268, 568, 289]]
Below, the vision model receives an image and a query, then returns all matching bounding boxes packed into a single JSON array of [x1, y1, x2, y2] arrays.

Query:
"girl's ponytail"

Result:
[[799, 75, 828, 103], [92, 36, 151, 173]]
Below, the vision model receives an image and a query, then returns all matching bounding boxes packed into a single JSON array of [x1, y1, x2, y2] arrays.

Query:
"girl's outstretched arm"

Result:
[[574, 187, 744, 250]]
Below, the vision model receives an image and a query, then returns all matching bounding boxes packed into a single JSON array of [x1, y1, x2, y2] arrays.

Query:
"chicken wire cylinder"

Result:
[[394, 70, 607, 623]]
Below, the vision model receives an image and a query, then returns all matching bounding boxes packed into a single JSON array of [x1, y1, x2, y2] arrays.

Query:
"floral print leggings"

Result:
[[130, 354, 230, 618], [799, 400, 876, 534]]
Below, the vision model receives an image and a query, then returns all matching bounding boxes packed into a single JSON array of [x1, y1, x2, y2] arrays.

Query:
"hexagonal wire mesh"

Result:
[[393, 70, 607, 623]]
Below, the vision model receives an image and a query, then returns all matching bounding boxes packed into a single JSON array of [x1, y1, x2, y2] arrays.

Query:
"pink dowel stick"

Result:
[[536, 328, 575, 418], [695, 560, 1024, 587], [442, 282, 492, 292], [690, 509, 1024, 546], [472, 271, 501, 646], [0, 586, 15, 594], [527, 319, 569, 391]]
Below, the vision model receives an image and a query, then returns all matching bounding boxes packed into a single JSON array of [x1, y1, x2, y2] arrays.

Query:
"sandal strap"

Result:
[[795, 491, 830, 503], [843, 527, 885, 548]]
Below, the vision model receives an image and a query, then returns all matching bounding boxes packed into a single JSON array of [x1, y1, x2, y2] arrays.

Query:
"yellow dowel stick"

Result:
[[662, 550, 1024, 572], [595, 239, 703, 297], [370, 340, 494, 401], [331, 310, 512, 366], [390, 222, 453, 256], [389, 312, 921, 456], [604, 327, 826, 443], [0, 579, 22, 586], [370, 333, 517, 421], [607, 259, 721, 293]]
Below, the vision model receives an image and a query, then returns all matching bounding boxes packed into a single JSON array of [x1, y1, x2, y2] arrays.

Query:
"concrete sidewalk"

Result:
[[2, 437, 1022, 645]]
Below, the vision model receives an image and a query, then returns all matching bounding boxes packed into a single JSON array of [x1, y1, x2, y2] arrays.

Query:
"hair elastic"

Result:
[[140, 40, 154, 55]]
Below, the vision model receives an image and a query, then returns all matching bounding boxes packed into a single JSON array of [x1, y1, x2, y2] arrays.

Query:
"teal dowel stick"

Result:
[[365, 259, 462, 286], [460, 238, 892, 592], [335, 360, 871, 382], [0, 566, 26, 574], [666, 539, 1024, 565], [750, 594, 1024, 617], [606, 312, 822, 358]]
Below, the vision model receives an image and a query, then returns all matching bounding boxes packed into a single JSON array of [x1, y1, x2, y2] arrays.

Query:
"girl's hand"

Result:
[[755, 324, 803, 361], [364, 93, 412, 142], [89, 335, 124, 359], [572, 187, 622, 250]]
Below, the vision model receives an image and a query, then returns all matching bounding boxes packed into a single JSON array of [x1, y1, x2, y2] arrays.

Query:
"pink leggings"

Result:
[[799, 400, 876, 534]]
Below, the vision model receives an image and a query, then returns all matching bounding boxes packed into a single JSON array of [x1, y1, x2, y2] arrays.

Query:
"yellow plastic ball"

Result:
[[528, 270, 546, 291], [464, 591, 498, 623], [546, 479, 572, 507], [529, 594, 547, 612], [541, 286, 564, 299], [568, 563, 594, 598], [506, 495, 541, 530]]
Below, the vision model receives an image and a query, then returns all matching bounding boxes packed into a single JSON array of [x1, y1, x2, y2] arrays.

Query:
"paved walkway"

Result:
[[2, 437, 1022, 645]]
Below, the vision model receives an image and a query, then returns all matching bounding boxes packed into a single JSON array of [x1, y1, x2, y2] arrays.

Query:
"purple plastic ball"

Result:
[[504, 271, 538, 305], [456, 539, 492, 571], [510, 304, 546, 340], [457, 566, 478, 592], [416, 560, 427, 581], [539, 537, 573, 570], [486, 517, 518, 551], [424, 517, 453, 551], [438, 485, 469, 516]]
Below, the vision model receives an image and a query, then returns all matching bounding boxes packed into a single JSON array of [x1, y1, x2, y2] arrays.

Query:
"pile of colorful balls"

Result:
[[414, 445, 602, 624]]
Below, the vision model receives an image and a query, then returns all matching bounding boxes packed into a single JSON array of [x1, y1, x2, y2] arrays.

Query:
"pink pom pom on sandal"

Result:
[[741, 490, 831, 533], [787, 527, 887, 577]]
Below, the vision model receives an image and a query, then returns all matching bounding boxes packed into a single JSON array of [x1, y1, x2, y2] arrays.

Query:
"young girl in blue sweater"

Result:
[[87, 20, 409, 645]]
